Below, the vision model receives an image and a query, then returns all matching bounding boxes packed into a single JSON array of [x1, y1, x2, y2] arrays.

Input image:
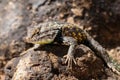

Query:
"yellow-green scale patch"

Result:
[[33, 39, 53, 45]]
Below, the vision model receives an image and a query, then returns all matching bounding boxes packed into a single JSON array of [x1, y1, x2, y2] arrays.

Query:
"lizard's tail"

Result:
[[84, 31, 120, 75]]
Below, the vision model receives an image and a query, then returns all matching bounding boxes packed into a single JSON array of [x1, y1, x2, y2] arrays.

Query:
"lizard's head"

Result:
[[25, 22, 60, 44], [25, 27, 41, 43]]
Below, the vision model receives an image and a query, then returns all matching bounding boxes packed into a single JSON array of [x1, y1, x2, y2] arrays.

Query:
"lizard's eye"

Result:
[[30, 28, 40, 38]]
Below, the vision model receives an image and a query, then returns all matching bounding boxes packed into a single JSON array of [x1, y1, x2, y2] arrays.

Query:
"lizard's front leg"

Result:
[[62, 37, 77, 69]]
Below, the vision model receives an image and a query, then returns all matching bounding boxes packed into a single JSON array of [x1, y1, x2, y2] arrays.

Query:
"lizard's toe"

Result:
[[63, 55, 76, 69]]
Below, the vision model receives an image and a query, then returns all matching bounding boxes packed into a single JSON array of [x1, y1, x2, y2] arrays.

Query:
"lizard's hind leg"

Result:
[[62, 37, 77, 69]]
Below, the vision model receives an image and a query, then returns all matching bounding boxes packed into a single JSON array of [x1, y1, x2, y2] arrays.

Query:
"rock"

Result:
[[5, 44, 105, 80]]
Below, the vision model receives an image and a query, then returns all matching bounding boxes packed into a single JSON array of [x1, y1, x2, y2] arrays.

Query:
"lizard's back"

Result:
[[61, 23, 87, 44]]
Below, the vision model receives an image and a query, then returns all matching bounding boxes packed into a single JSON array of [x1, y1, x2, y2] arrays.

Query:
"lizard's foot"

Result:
[[63, 55, 76, 69]]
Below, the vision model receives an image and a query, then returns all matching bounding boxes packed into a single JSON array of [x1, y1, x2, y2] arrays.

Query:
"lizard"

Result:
[[22, 21, 120, 75]]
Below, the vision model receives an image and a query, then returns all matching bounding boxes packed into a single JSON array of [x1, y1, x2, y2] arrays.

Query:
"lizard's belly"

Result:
[[62, 26, 87, 43]]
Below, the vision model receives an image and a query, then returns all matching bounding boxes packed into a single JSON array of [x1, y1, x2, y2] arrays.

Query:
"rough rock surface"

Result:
[[5, 45, 105, 80]]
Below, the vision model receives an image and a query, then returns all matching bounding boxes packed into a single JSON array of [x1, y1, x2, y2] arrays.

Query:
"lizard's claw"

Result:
[[63, 55, 76, 69]]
